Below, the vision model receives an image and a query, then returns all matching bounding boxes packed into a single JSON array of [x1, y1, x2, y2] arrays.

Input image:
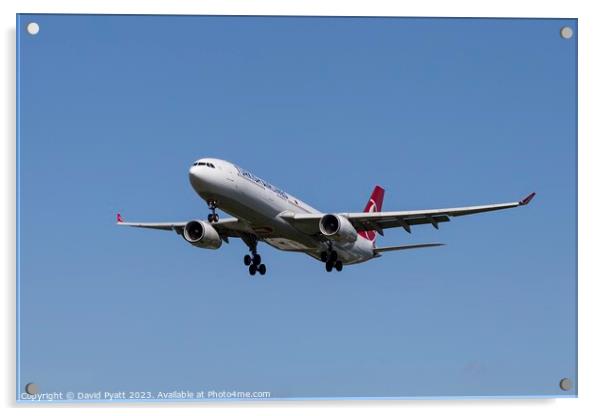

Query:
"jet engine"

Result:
[[318, 214, 358, 243], [183, 220, 222, 249]]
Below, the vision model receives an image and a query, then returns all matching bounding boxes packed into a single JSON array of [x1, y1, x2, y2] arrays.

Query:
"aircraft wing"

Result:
[[116, 214, 245, 239], [283, 192, 535, 235], [374, 243, 445, 253]]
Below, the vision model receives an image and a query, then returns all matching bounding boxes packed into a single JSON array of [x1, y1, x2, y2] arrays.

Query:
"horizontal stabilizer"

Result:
[[374, 243, 445, 253]]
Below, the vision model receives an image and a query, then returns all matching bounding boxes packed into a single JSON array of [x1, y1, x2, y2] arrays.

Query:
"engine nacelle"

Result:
[[318, 214, 358, 243], [183, 220, 222, 249]]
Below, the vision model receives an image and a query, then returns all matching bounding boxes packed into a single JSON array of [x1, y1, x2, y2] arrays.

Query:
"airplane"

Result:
[[117, 158, 536, 276]]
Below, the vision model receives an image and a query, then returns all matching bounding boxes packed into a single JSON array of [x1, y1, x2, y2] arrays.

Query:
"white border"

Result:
[[3, 1, 599, 415]]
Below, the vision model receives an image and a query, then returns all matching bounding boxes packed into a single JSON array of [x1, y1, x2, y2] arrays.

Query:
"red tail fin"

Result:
[[358, 185, 385, 243]]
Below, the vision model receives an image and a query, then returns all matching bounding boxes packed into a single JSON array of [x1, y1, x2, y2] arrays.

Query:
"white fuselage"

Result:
[[188, 158, 375, 265]]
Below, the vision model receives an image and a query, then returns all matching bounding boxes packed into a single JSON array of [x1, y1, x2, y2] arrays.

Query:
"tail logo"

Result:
[[366, 199, 377, 213], [358, 186, 385, 243]]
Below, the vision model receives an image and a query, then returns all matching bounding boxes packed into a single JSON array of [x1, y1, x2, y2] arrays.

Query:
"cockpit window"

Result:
[[192, 162, 215, 169], [192, 162, 216, 168]]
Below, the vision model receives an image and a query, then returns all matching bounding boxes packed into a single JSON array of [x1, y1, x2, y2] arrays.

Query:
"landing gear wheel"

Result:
[[243, 235, 266, 277], [325, 261, 333, 272], [320, 251, 328, 262], [335, 260, 343, 272], [329, 251, 338, 262], [207, 201, 219, 223]]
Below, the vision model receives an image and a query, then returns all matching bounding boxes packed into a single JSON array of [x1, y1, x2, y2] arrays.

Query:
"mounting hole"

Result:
[[559, 378, 572, 391], [560, 26, 573, 39], [26, 22, 40, 35], [25, 383, 38, 395]]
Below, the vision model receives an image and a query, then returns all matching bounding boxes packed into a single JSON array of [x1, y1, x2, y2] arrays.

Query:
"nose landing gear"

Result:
[[207, 200, 219, 223]]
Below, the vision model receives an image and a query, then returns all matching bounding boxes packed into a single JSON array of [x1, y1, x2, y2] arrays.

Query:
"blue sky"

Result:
[[17, 15, 576, 400]]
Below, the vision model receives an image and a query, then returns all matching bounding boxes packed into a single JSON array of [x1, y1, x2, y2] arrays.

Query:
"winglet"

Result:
[[116, 213, 124, 223], [519, 192, 536, 206]]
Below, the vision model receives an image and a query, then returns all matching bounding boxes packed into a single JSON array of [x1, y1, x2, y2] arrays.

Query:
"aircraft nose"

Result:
[[189, 165, 213, 191], [189, 165, 202, 185]]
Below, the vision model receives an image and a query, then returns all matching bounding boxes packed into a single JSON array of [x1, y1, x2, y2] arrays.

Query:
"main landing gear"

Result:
[[242, 235, 267, 276], [320, 248, 343, 273], [244, 252, 266, 276], [207, 200, 219, 223]]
